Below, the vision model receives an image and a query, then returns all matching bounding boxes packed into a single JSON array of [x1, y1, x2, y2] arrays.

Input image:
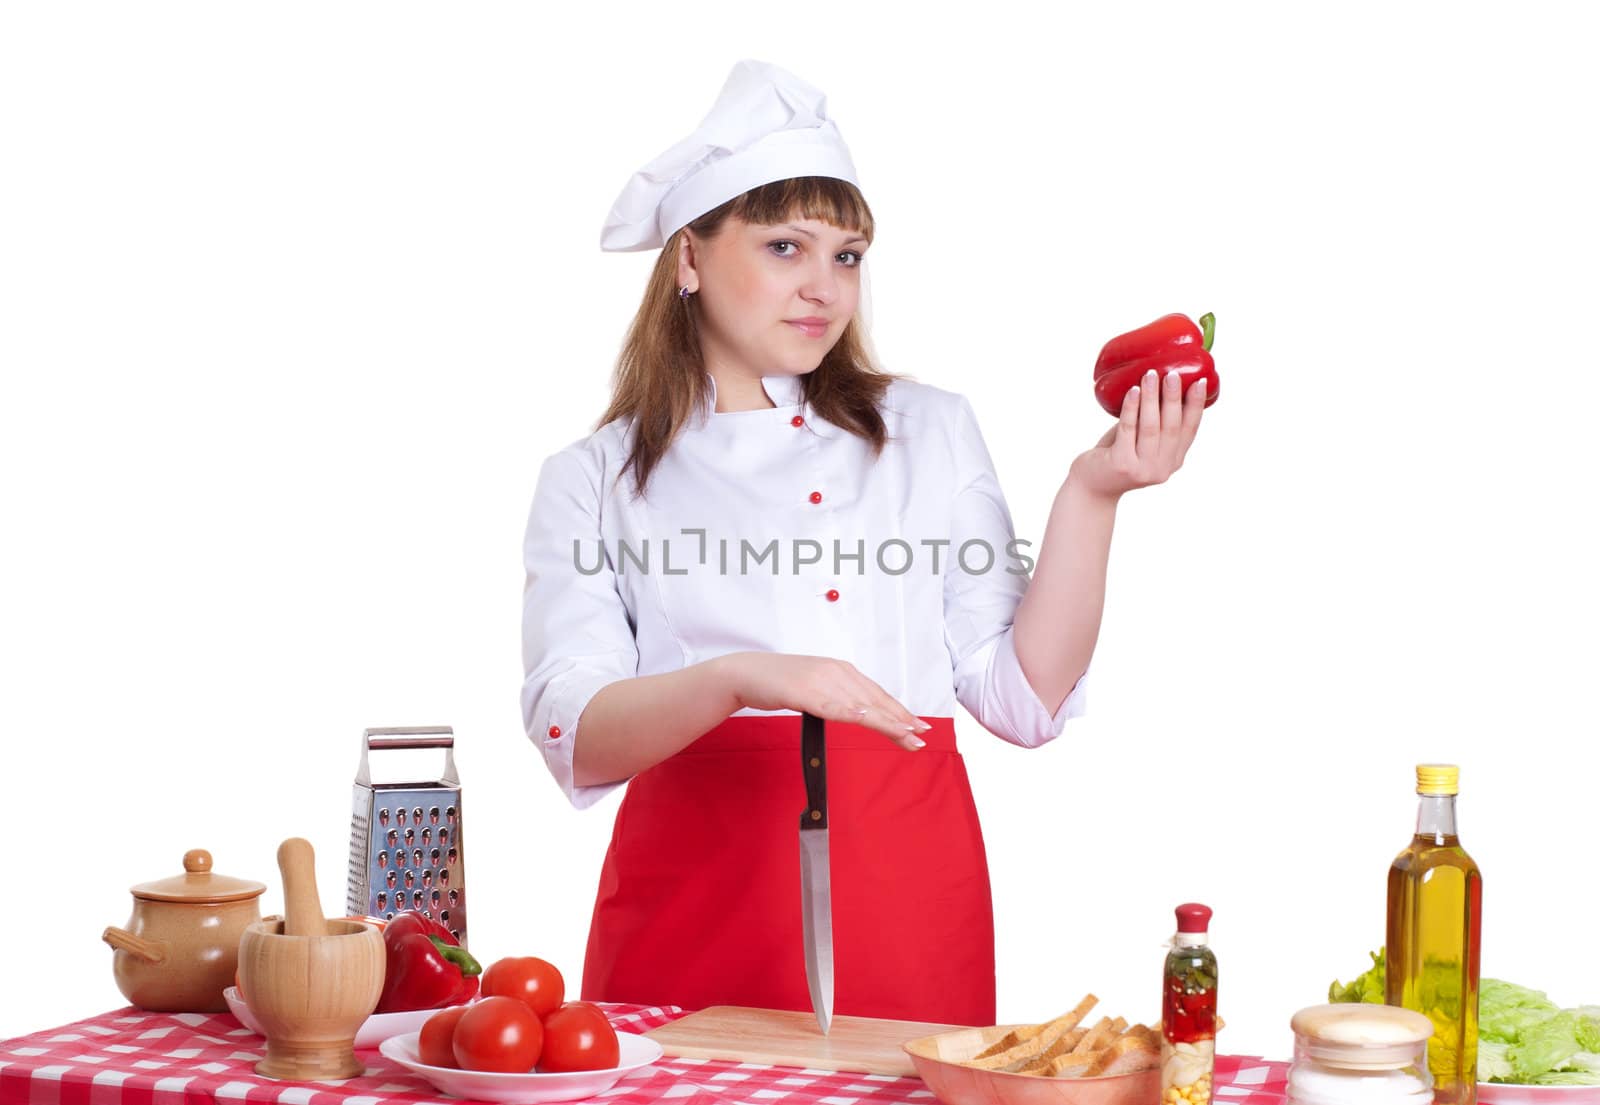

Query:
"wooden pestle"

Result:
[[277, 837, 328, 937]]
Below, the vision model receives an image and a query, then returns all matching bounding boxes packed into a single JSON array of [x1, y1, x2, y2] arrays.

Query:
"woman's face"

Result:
[[679, 215, 868, 380]]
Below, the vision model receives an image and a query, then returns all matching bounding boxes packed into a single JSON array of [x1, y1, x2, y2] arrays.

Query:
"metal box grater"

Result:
[[346, 726, 469, 947]]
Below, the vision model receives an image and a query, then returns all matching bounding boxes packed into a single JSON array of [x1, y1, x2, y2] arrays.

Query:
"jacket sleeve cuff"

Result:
[[983, 628, 1089, 748], [523, 667, 628, 810]]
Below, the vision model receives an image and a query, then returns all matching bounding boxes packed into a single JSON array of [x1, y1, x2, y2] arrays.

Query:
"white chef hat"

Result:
[[599, 59, 861, 253]]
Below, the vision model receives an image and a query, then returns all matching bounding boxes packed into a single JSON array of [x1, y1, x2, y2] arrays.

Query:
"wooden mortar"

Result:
[[237, 838, 385, 1080]]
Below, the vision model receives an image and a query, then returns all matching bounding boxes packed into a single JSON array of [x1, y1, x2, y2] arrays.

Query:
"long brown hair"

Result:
[[598, 176, 900, 500]]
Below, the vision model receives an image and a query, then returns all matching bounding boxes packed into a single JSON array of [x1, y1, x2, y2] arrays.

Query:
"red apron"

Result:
[[580, 715, 996, 1026]]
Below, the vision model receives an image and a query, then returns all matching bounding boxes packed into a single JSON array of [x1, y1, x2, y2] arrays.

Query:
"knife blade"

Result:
[[798, 710, 834, 1035]]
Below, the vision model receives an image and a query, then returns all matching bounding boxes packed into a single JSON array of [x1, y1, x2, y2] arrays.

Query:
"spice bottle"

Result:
[[1162, 903, 1218, 1105]]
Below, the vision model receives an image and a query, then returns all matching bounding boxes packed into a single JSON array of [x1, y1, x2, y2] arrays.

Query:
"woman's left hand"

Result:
[[1069, 366, 1207, 501]]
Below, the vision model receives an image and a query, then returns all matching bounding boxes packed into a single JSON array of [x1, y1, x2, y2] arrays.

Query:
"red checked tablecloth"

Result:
[[0, 1005, 1288, 1105]]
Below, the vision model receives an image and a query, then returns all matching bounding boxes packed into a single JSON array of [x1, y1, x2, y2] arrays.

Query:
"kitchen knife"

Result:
[[798, 710, 834, 1036]]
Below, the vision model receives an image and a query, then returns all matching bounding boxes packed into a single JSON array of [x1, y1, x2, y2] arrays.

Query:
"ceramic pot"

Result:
[[103, 848, 266, 1013]]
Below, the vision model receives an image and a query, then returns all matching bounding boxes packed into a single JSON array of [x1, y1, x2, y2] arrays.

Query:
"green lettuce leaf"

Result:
[[1479, 1040, 1515, 1082], [1480, 978, 1561, 1044], [1330, 950, 1386, 1004], [1510, 1012, 1584, 1080]]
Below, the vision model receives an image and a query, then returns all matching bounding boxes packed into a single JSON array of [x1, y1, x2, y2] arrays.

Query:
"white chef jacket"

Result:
[[520, 371, 1088, 809]]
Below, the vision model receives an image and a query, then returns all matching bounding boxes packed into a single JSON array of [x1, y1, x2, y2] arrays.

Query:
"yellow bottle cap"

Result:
[[1416, 763, 1460, 795]]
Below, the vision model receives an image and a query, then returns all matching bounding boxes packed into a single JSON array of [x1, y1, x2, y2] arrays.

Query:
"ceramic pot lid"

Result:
[[130, 849, 267, 903]]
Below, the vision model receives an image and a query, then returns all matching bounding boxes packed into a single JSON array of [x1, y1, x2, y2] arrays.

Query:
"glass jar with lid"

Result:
[[1288, 1004, 1435, 1105]]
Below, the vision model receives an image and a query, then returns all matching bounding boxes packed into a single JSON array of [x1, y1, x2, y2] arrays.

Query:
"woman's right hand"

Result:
[[718, 652, 932, 751]]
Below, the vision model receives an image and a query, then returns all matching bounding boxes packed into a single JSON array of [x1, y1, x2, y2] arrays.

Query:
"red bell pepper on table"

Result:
[[376, 909, 482, 1013], [1093, 312, 1221, 416]]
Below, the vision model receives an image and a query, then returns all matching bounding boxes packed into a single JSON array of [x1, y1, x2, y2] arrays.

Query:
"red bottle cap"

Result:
[[1175, 903, 1213, 933]]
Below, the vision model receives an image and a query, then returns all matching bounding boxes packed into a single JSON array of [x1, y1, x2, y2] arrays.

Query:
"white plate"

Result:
[[379, 1029, 663, 1103], [1480, 1084, 1600, 1105], [223, 986, 438, 1049]]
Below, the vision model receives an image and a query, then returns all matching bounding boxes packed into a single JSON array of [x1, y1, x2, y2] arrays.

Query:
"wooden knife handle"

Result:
[[800, 712, 828, 831]]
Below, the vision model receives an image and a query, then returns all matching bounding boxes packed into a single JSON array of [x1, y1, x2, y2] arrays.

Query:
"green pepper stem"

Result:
[[1199, 312, 1216, 352], [430, 936, 484, 976]]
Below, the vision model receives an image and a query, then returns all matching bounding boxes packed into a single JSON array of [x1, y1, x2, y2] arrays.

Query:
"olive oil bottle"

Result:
[[1386, 764, 1483, 1105]]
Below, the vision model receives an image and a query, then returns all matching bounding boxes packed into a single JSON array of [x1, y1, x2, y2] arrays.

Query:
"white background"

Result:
[[3, 0, 1597, 1060]]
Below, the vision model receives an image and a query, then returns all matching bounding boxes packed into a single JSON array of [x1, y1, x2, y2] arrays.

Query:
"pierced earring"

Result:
[[679, 285, 693, 300]]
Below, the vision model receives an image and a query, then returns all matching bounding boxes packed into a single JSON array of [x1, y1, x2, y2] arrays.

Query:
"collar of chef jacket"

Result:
[[699, 371, 838, 438]]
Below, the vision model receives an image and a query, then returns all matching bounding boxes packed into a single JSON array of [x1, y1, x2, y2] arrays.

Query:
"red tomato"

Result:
[[538, 1001, 620, 1073], [452, 996, 544, 1073], [419, 1004, 470, 1068], [482, 956, 566, 1019]]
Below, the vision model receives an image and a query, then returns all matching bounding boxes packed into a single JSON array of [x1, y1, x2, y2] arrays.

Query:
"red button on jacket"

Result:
[[790, 415, 804, 428], [826, 589, 840, 602], [548, 725, 562, 739], [809, 491, 823, 504]]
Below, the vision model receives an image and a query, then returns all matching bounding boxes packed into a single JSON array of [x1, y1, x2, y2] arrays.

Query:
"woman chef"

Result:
[[520, 60, 1207, 1027]]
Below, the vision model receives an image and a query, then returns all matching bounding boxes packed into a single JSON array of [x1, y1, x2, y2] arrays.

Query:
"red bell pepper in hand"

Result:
[[1093, 312, 1221, 416], [376, 910, 482, 1013]]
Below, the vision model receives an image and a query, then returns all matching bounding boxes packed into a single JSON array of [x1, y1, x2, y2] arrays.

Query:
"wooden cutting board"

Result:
[[643, 1005, 964, 1077]]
